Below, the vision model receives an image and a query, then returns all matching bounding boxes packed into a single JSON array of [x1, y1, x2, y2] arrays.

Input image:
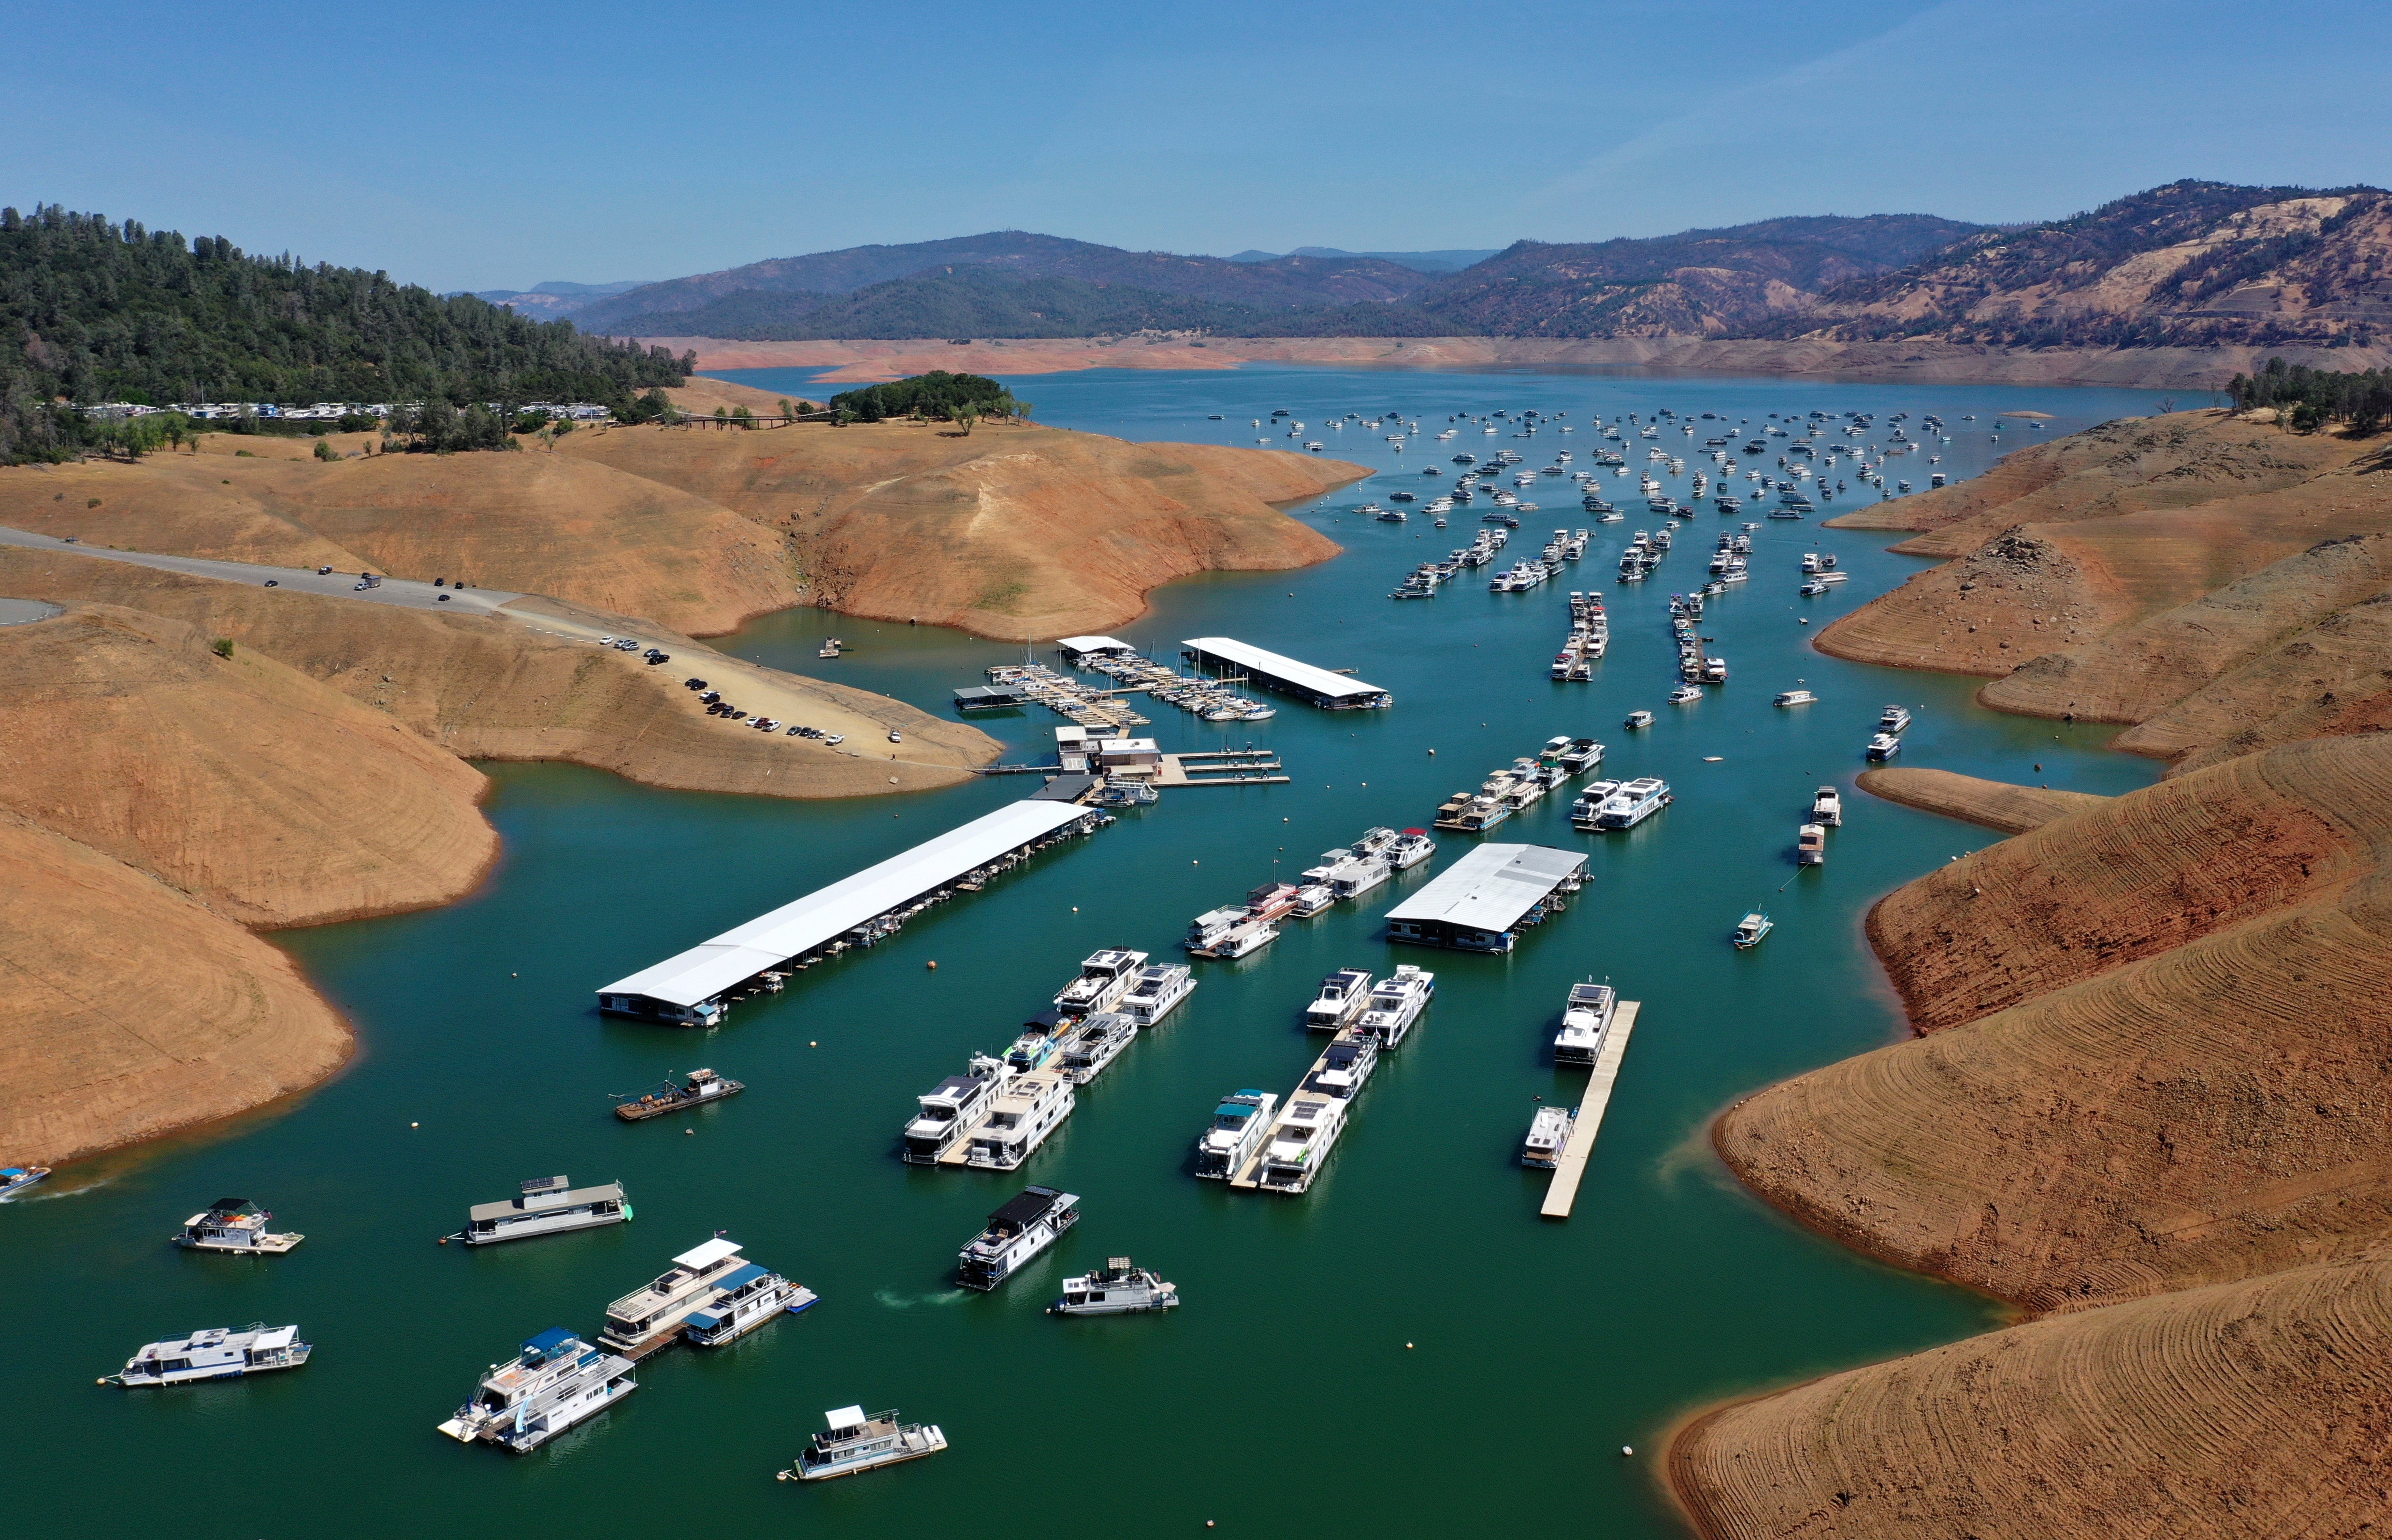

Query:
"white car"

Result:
[[887, 730, 903, 744]]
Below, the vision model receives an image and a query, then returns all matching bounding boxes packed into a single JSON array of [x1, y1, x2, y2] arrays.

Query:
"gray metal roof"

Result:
[[597, 800, 1092, 1007], [1381, 844, 1586, 933], [468, 1181, 626, 1222]]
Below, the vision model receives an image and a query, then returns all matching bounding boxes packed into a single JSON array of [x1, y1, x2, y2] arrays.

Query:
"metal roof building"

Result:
[[1180, 636, 1391, 709], [1382, 844, 1588, 953], [597, 800, 1099, 1023], [1054, 635, 1137, 658]]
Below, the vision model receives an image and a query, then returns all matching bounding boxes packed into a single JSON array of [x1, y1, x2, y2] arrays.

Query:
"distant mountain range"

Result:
[[498, 182, 2391, 348], [466, 278, 651, 321], [1226, 246, 1504, 273]]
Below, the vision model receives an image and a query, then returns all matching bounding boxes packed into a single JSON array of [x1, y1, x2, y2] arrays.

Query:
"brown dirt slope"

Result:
[[562, 419, 1359, 640], [0, 450, 804, 636], [1812, 414, 2392, 698], [1856, 767, 2110, 833], [1670, 1246, 2392, 1540], [0, 814, 353, 1166], [0, 549, 993, 799], [0, 603, 496, 927], [1717, 735, 2392, 1312]]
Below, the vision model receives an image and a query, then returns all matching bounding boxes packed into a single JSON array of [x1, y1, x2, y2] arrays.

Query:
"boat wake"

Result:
[[874, 1287, 970, 1310]]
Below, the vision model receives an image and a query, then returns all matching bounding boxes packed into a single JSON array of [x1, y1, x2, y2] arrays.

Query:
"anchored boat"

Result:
[[173, 1198, 302, 1254], [899, 1054, 1007, 1164], [1053, 948, 1148, 1016], [107, 1323, 310, 1386], [1553, 981, 1619, 1067], [437, 1329, 636, 1452], [683, 1264, 817, 1348], [1521, 1106, 1576, 1169], [1304, 968, 1375, 1032], [783, 1406, 947, 1481], [614, 1068, 744, 1122], [1051, 1258, 1179, 1316], [455, 1175, 629, 1246], [1355, 965, 1434, 1049], [1117, 963, 1197, 1026], [598, 1236, 756, 1357], [1732, 911, 1775, 949]]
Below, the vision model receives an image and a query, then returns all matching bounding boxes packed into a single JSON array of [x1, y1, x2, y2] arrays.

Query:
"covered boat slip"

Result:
[[596, 800, 1102, 1024], [1538, 1000, 1640, 1220], [1381, 845, 1588, 953], [1179, 636, 1391, 709]]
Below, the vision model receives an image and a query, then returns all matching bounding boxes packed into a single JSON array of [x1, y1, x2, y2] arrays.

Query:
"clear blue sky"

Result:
[[7, 0, 2387, 293]]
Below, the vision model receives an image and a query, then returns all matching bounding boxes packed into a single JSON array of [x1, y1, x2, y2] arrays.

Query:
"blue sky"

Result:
[[7, 0, 2388, 293]]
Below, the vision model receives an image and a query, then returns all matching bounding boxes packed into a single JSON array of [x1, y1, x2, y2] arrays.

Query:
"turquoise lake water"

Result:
[[9, 365, 2171, 1538]]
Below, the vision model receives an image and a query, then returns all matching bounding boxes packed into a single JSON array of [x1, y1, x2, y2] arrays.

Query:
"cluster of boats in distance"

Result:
[[1435, 733, 1611, 833]]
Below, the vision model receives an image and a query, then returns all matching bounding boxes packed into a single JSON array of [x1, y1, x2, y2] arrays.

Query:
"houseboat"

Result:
[[615, 1067, 744, 1122], [1255, 1096, 1347, 1194], [1051, 1258, 1179, 1316], [1194, 1090, 1279, 1179], [457, 1176, 629, 1245], [1811, 786, 1843, 826], [784, 1407, 947, 1481], [599, 1237, 756, 1357], [1772, 689, 1817, 708], [1060, 1012, 1137, 1083], [1355, 965, 1435, 1048], [957, 1186, 1080, 1291], [1865, 731, 1902, 761], [1387, 829, 1438, 869], [1591, 778, 1672, 830], [1797, 823, 1828, 866], [960, 1069, 1075, 1171], [1878, 705, 1913, 734], [1732, 911, 1775, 949], [107, 1323, 310, 1386], [1053, 948, 1148, 1016], [436, 1329, 636, 1452], [1304, 968, 1376, 1032], [1569, 781, 1622, 828], [1553, 981, 1619, 1067], [682, 1264, 817, 1348], [1521, 1106, 1576, 1169], [900, 1055, 1007, 1164], [173, 1198, 302, 1254]]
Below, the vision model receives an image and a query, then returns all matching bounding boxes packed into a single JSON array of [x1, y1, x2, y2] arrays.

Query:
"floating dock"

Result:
[[1180, 637, 1391, 709], [595, 801, 1105, 1027], [1156, 750, 1288, 788], [1228, 1027, 1373, 1194], [1539, 1000, 1640, 1220]]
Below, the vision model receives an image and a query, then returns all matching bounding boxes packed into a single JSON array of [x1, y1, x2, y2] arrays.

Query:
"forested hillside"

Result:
[[0, 204, 689, 463]]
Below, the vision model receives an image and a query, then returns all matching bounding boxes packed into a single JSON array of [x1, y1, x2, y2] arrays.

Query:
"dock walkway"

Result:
[[1539, 1000, 1639, 1219]]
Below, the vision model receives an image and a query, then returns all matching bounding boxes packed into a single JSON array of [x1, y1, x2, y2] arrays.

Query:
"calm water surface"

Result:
[[12, 366, 2169, 1538]]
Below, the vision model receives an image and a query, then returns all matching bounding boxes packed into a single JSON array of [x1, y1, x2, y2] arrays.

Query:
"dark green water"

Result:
[[12, 367, 2169, 1538]]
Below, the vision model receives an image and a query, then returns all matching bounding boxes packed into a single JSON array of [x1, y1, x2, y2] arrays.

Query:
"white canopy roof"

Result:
[[599, 800, 1091, 1007], [672, 1237, 743, 1271], [1182, 636, 1386, 701], [1382, 844, 1586, 933], [1054, 635, 1135, 654]]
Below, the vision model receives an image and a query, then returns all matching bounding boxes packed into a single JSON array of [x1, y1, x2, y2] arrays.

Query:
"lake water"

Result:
[[12, 365, 2170, 1539]]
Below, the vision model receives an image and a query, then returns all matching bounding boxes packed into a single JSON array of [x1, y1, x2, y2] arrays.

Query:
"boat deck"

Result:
[[1539, 1000, 1640, 1219], [1226, 1029, 1367, 1192]]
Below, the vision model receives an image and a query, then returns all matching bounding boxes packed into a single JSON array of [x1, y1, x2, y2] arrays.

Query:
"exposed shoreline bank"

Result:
[[655, 333, 2392, 391]]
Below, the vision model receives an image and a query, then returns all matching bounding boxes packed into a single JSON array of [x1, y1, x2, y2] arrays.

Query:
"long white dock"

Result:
[[1539, 1000, 1640, 1219]]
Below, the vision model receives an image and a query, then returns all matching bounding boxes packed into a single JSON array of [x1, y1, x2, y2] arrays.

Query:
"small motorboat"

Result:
[[1732, 912, 1774, 949], [1049, 1257, 1179, 1316], [0, 1165, 51, 1200]]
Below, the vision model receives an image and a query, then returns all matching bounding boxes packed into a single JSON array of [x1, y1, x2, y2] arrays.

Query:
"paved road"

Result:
[[0, 526, 524, 616]]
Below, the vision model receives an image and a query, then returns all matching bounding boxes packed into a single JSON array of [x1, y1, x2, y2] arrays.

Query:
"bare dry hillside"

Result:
[[562, 419, 1357, 640], [1672, 1247, 2392, 1540], [1814, 412, 2392, 769]]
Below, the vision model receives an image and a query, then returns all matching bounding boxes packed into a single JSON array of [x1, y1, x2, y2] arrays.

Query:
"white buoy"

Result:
[[1622, 1445, 1634, 1457]]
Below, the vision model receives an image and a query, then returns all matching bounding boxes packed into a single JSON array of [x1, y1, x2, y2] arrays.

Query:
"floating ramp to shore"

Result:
[[1539, 1000, 1640, 1220]]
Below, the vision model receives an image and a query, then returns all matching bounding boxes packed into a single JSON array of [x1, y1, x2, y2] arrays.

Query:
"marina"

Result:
[[1538, 1001, 1643, 1220], [1228, 1027, 1380, 1194], [1179, 636, 1392, 709], [7, 363, 2172, 1540]]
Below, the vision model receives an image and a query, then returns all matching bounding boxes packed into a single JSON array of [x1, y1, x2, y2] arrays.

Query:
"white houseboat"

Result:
[[108, 1323, 310, 1386], [1053, 948, 1148, 1016], [1051, 1258, 1179, 1316], [458, 1176, 629, 1245], [1255, 1097, 1348, 1195], [960, 1069, 1075, 1170], [1060, 1012, 1137, 1084], [1521, 1106, 1576, 1169], [1592, 778, 1672, 830], [1118, 963, 1196, 1025], [437, 1329, 636, 1453], [682, 1264, 817, 1348], [599, 1237, 755, 1357], [900, 1055, 1007, 1164], [1355, 966, 1434, 1049], [1193, 1090, 1279, 1179], [1304, 968, 1375, 1032], [1553, 981, 1619, 1067], [957, 1186, 1080, 1291]]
